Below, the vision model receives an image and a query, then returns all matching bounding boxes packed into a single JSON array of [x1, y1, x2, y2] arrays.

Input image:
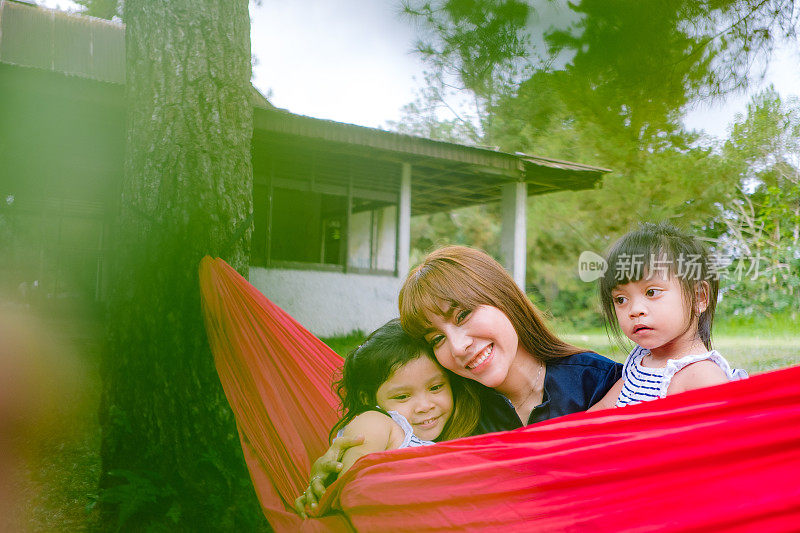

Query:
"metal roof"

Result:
[[0, 0, 125, 82], [253, 109, 607, 214], [0, 0, 609, 214]]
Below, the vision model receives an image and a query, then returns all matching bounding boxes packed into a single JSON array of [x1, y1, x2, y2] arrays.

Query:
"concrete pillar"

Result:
[[501, 181, 527, 290], [397, 163, 412, 278]]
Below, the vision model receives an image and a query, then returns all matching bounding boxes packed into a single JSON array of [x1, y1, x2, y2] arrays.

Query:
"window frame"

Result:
[[254, 160, 401, 276]]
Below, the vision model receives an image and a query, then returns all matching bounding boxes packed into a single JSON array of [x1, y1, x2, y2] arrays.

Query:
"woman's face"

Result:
[[423, 304, 520, 389]]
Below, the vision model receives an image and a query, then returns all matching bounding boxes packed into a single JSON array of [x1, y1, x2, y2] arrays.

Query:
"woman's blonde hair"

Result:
[[399, 245, 584, 362]]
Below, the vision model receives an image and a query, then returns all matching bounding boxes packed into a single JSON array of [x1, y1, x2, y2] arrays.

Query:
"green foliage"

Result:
[[84, 0, 121, 20], [410, 203, 501, 267], [385, 71, 484, 143], [395, 3, 799, 328], [403, 0, 532, 101], [404, 0, 798, 123], [72, 0, 122, 20], [714, 186, 800, 318], [713, 88, 800, 319], [482, 66, 739, 325]]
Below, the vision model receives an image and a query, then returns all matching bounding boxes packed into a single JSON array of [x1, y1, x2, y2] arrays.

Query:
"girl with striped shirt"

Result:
[[590, 222, 746, 410]]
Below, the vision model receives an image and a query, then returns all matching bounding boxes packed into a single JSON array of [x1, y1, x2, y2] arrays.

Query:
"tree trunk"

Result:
[[99, 0, 265, 528]]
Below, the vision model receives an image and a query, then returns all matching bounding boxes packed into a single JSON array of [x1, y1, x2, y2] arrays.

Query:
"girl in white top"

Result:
[[328, 319, 480, 472], [591, 222, 747, 410], [295, 319, 481, 517]]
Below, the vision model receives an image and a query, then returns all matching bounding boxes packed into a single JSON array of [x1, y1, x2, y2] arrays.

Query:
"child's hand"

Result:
[[293, 434, 365, 517], [293, 493, 310, 519]]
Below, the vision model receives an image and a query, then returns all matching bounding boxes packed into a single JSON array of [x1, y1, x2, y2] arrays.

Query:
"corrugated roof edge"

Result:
[[0, 0, 126, 82], [256, 106, 612, 174], [520, 154, 612, 174], [0, 1, 279, 110], [3, 0, 126, 28], [256, 106, 524, 171], [259, 106, 504, 153]]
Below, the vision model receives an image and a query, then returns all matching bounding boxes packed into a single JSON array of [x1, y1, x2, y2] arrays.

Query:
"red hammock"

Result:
[[199, 256, 800, 532]]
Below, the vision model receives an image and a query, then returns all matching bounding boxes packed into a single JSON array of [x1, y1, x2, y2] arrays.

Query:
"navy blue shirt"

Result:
[[475, 352, 622, 434]]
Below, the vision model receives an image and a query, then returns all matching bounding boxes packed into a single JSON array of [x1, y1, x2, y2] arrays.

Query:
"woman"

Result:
[[296, 245, 621, 515]]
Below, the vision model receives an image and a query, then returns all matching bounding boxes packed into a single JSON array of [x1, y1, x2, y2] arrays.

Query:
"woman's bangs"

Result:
[[400, 282, 443, 339], [400, 262, 478, 339]]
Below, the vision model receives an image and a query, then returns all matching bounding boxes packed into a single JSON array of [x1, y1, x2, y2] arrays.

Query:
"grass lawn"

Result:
[[14, 308, 798, 531], [555, 315, 800, 373], [558, 329, 800, 372]]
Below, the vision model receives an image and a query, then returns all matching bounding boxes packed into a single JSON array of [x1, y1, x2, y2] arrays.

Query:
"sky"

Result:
[[249, 0, 425, 129], [39, 0, 800, 139], [248, 0, 800, 139]]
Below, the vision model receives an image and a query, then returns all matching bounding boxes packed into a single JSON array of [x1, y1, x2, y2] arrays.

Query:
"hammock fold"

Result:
[[200, 256, 800, 532]]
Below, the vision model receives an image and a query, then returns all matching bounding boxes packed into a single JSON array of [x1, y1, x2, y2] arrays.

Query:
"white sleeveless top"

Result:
[[386, 410, 436, 448], [616, 346, 748, 407], [337, 410, 436, 448]]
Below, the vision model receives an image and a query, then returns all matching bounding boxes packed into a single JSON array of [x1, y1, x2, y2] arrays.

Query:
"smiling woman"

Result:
[[399, 245, 623, 431], [295, 245, 622, 514], [202, 255, 800, 532], [423, 304, 526, 391]]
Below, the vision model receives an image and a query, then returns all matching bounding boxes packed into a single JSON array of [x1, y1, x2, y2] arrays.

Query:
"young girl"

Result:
[[592, 222, 747, 409], [296, 319, 480, 517], [328, 318, 479, 474]]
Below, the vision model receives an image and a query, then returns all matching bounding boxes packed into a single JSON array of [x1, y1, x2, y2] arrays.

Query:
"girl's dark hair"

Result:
[[599, 222, 719, 349], [330, 318, 480, 442]]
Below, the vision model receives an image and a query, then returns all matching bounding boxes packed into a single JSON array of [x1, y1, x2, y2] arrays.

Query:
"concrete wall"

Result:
[[249, 266, 403, 337]]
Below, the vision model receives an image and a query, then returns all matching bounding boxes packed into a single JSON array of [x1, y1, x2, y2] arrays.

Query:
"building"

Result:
[[0, 0, 609, 335]]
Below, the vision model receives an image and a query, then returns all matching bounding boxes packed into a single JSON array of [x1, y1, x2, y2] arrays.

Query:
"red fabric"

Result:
[[200, 256, 800, 532], [200, 256, 351, 531]]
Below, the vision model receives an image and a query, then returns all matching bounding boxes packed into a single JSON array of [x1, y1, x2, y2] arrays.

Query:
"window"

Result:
[[252, 165, 398, 274], [0, 195, 107, 304], [269, 187, 346, 265]]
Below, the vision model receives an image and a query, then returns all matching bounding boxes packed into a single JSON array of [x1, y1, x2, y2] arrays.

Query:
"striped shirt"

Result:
[[616, 346, 748, 407]]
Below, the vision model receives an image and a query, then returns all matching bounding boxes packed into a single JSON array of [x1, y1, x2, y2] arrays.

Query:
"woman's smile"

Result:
[[466, 344, 494, 370]]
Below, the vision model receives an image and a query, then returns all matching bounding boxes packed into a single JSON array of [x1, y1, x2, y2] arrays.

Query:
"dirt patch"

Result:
[[2, 301, 103, 531]]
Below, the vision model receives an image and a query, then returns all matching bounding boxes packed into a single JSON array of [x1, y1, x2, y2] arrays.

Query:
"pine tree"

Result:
[[99, 0, 265, 528]]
